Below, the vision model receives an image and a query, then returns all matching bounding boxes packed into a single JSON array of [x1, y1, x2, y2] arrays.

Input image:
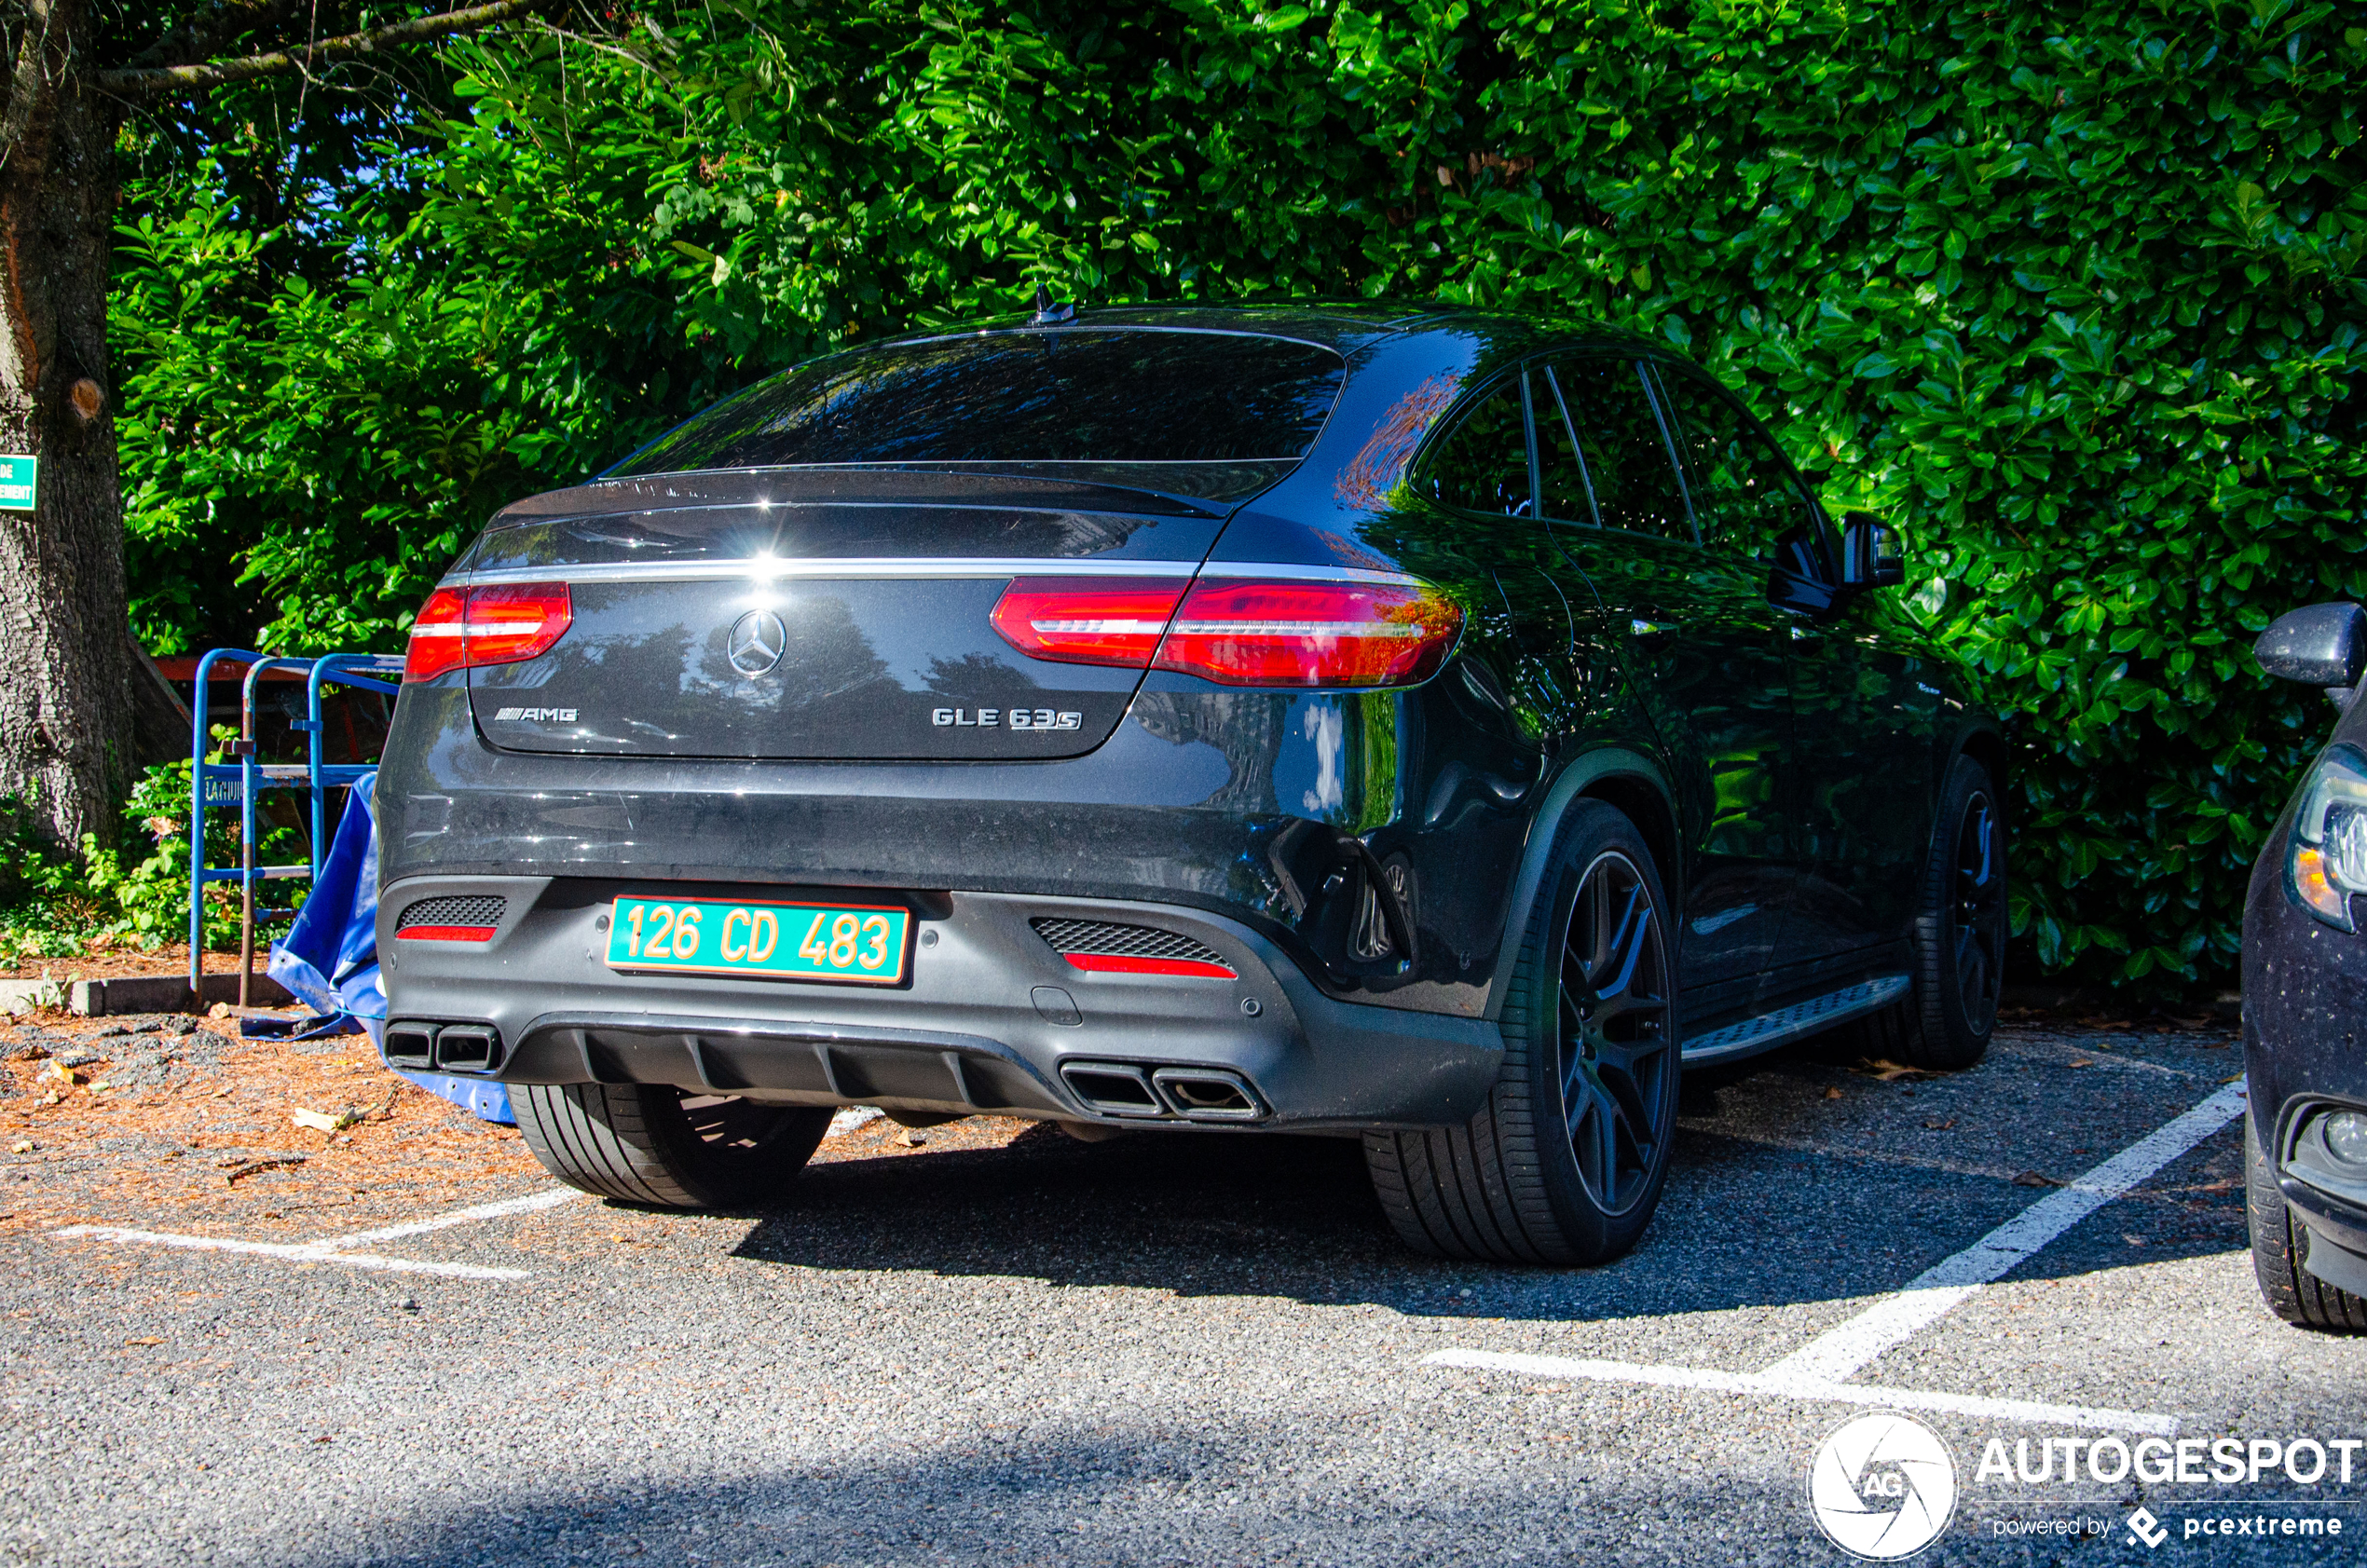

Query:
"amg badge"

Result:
[[493, 706, 579, 722], [933, 707, 1083, 730]]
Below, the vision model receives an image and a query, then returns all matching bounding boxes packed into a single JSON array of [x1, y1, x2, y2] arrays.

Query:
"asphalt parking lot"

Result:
[[4, 1013, 2362, 1566]]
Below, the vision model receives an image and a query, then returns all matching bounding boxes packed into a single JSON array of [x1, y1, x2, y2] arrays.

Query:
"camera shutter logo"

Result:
[[727, 609, 787, 676], [1807, 1412, 1958, 1560]]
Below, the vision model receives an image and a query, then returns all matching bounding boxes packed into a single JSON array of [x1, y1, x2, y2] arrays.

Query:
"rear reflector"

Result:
[[402, 582, 573, 682], [1155, 579, 1462, 688], [395, 924, 498, 943], [1063, 952, 1238, 980], [990, 578, 1190, 668]]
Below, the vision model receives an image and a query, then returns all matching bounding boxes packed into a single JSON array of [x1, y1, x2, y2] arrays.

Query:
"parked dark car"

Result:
[[2244, 602, 2367, 1329], [375, 303, 2006, 1264]]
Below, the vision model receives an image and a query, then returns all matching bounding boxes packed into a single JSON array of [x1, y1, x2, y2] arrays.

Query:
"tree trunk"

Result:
[[0, 0, 133, 851]]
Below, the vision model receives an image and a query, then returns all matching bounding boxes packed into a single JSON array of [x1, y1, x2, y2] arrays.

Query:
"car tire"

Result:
[[2246, 1103, 2367, 1332], [513, 1083, 834, 1208], [1364, 799, 1681, 1265], [1871, 755, 2007, 1070]]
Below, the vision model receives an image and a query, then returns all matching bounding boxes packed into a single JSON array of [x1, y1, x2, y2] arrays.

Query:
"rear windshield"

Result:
[[610, 329, 1347, 475]]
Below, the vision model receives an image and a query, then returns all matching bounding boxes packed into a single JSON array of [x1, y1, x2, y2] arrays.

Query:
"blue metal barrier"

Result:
[[185, 649, 404, 1006]]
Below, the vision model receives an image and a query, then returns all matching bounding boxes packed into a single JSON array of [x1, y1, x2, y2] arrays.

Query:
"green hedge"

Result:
[[115, 1, 2366, 991]]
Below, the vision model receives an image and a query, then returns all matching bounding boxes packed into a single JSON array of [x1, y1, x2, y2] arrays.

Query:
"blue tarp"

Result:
[[266, 772, 513, 1125], [267, 768, 385, 1036]]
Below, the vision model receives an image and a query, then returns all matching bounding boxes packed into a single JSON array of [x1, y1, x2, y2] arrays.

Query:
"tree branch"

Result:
[[95, 0, 541, 102], [119, 2, 322, 75]]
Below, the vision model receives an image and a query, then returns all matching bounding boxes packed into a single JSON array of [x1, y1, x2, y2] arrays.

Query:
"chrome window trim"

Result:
[[454, 558, 1423, 589]]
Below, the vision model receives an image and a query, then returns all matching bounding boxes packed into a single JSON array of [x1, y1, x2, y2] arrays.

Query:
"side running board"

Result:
[[1681, 975, 1911, 1067]]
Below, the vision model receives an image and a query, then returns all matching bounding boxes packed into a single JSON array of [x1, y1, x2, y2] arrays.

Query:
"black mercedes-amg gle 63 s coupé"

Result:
[[376, 302, 2007, 1264]]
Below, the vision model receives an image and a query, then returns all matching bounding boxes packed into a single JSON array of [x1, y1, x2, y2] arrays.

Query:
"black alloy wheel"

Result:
[[1871, 755, 2010, 1070], [1364, 799, 1682, 1264], [1950, 786, 2005, 1037], [1558, 849, 1677, 1217], [515, 1082, 834, 1207]]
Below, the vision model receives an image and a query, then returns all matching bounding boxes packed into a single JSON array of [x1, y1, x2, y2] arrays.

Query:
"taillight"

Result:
[[461, 583, 573, 665], [1155, 579, 1462, 688], [403, 588, 469, 682], [990, 574, 1462, 689], [402, 582, 573, 683], [990, 578, 1190, 668]]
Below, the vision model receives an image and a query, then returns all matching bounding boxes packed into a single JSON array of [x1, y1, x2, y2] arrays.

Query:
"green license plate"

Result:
[[606, 895, 910, 985]]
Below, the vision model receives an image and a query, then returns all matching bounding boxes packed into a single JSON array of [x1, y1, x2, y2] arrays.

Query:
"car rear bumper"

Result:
[[378, 874, 1504, 1132]]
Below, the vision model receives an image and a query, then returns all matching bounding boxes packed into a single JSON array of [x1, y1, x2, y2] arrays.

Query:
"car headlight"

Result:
[[2328, 1111, 2367, 1168], [2291, 743, 2367, 931]]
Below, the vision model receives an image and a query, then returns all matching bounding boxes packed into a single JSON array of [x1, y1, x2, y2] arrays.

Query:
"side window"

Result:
[[1421, 380, 1531, 515], [1653, 367, 1817, 563], [1533, 370, 1594, 525], [1546, 359, 1692, 541]]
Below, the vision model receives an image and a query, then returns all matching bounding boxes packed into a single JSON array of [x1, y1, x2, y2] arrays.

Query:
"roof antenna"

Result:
[[1032, 282, 1075, 326]]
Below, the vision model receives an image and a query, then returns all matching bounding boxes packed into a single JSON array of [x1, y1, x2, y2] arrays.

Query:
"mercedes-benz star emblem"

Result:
[[726, 608, 787, 676]]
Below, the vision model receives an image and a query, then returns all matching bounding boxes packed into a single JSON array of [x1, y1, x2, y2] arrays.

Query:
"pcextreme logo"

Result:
[[1808, 1413, 1959, 1560]]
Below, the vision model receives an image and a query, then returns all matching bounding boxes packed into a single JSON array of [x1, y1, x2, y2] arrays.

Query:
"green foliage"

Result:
[[112, 1, 2367, 991], [0, 790, 97, 959], [0, 742, 285, 962]]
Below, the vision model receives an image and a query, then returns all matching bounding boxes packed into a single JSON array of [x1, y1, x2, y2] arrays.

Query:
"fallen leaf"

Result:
[[2066, 1058, 2093, 1069], [7, 1140, 31, 1153], [2012, 1170, 2063, 1189], [125, 1336, 162, 1346], [1922, 1118, 1955, 1130], [1855, 1058, 1940, 1082], [42, 1059, 75, 1084], [1823, 1086, 1843, 1100]]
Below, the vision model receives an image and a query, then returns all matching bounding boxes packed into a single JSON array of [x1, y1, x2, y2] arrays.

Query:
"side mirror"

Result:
[[1840, 512, 1905, 588], [2256, 602, 2367, 688]]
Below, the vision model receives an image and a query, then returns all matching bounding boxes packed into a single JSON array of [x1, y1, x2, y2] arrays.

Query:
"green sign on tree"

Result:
[[0, 456, 34, 511]]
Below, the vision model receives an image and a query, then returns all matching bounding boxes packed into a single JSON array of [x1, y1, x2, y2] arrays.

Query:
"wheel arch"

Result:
[[1948, 719, 2010, 811], [1482, 747, 1679, 1023]]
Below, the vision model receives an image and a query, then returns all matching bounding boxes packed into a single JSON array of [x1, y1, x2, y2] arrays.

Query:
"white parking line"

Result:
[[1765, 1082, 2247, 1384], [1425, 1081, 2249, 1434], [316, 1187, 579, 1249], [53, 1187, 581, 1281], [1423, 1350, 2181, 1437]]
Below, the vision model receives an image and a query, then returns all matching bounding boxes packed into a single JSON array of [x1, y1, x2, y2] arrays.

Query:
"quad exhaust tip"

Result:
[[385, 1019, 504, 1075], [1058, 1060, 1267, 1123]]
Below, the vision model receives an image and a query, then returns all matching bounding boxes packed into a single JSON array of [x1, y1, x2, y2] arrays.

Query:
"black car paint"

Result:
[[377, 305, 2002, 1128], [2245, 709, 2367, 1286]]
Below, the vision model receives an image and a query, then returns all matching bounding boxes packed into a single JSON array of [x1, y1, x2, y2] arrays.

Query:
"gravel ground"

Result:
[[2, 1016, 2361, 1566]]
